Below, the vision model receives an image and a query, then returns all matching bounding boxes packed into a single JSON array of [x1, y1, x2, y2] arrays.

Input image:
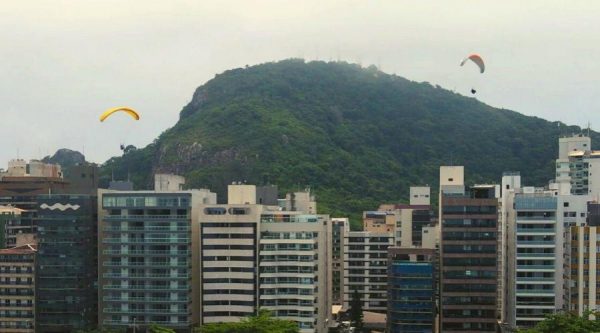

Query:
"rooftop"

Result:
[[0, 244, 37, 255]]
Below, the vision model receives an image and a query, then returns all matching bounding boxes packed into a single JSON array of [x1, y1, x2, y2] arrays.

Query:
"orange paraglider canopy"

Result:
[[460, 54, 485, 73]]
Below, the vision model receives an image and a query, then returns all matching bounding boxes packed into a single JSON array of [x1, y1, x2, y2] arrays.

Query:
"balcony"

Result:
[[102, 238, 190, 244], [103, 285, 190, 291], [102, 273, 189, 279], [103, 226, 190, 232], [103, 215, 189, 221], [103, 296, 190, 303], [517, 265, 555, 270], [102, 250, 190, 256], [102, 261, 190, 267]]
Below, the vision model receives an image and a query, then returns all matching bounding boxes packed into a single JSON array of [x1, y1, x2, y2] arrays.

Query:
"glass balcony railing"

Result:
[[102, 273, 189, 279], [103, 238, 190, 244], [515, 289, 554, 294], [516, 253, 555, 258], [103, 226, 190, 232], [517, 265, 555, 270], [516, 228, 555, 233], [103, 285, 190, 291], [102, 261, 190, 267], [103, 308, 190, 314], [104, 215, 189, 221], [516, 241, 555, 246], [102, 250, 190, 256], [103, 296, 190, 303]]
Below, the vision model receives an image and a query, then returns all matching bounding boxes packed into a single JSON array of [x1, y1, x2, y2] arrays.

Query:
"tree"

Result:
[[517, 311, 600, 333], [349, 289, 364, 332], [196, 309, 299, 333]]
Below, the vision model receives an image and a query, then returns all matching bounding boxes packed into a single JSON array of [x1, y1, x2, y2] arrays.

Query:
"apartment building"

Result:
[[343, 217, 395, 313], [35, 194, 98, 332], [0, 244, 36, 333], [98, 177, 217, 331], [439, 166, 499, 333], [331, 218, 348, 305], [565, 225, 600, 315], [387, 247, 436, 333], [197, 184, 331, 333]]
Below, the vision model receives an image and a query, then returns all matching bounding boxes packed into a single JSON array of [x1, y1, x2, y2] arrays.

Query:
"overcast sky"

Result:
[[1, 0, 599, 167]]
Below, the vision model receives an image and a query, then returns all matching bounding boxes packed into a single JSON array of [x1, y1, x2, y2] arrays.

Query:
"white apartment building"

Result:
[[198, 184, 331, 333], [343, 222, 394, 313], [501, 176, 589, 330]]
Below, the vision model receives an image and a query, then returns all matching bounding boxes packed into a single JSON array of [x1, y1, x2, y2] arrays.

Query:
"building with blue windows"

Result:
[[387, 247, 435, 333]]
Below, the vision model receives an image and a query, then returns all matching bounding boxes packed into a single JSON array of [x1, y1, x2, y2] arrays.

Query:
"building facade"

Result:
[[343, 226, 394, 313], [197, 185, 331, 333], [439, 166, 499, 332], [331, 218, 348, 305], [387, 247, 436, 333], [35, 194, 98, 332], [565, 225, 600, 315], [0, 244, 36, 333], [98, 188, 216, 331], [259, 212, 331, 333], [512, 192, 558, 328]]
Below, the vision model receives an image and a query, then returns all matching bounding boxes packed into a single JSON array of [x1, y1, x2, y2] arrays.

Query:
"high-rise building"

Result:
[[439, 166, 499, 333], [331, 218, 348, 305], [35, 194, 98, 332], [98, 185, 217, 331], [511, 191, 558, 328], [259, 212, 331, 333], [565, 225, 600, 315], [0, 244, 36, 333], [343, 218, 395, 313], [387, 247, 436, 333], [501, 175, 589, 329], [198, 200, 261, 325], [197, 184, 331, 333], [0, 161, 98, 247]]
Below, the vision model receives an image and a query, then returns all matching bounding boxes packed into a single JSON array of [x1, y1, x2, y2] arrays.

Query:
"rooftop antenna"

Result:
[[587, 121, 591, 137]]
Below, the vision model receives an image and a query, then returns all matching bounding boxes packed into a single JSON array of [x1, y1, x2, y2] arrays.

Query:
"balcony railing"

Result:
[[104, 215, 189, 221], [102, 250, 190, 256], [102, 262, 189, 267], [102, 238, 190, 244]]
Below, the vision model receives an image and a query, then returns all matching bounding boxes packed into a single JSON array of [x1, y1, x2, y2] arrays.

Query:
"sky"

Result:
[[1, 0, 599, 167]]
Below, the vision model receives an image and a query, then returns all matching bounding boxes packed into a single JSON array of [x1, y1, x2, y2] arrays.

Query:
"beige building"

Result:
[[0, 244, 36, 333], [566, 225, 600, 315], [0, 159, 62, 179], [198, 184, 331, 333]]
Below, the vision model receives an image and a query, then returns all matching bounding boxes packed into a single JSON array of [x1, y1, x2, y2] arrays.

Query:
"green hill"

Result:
[[100, 59, 596, 226]]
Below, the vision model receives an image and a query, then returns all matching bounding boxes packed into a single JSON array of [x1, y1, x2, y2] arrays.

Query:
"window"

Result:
[[564, 202, 570, 207]]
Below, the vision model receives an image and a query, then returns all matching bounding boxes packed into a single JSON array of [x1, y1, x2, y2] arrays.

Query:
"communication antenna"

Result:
[[587, 121, 591, 137]]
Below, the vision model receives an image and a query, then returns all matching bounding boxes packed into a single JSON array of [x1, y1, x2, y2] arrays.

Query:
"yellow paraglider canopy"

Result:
[[99, 107, 140, 122]]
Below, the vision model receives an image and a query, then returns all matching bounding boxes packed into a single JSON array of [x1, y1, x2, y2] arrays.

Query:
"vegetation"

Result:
[[149, 324, 176, 333], [517, 311, 600, 333], [100, 59, 600, 229], [195, 309, 299, 333], [349, 289, 364, 332]]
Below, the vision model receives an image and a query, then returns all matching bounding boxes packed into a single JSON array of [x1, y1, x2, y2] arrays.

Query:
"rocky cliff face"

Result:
[[42, 149, 86, 168]]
